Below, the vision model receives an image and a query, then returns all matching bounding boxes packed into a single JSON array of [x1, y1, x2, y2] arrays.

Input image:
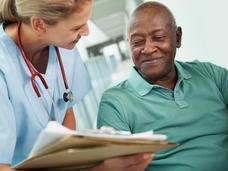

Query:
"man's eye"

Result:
[[131, 40, 144, 47], [153, 36, 165, 41]]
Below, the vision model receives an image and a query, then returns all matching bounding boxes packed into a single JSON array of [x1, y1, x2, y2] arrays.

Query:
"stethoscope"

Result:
[[16, 22, 74, 120]]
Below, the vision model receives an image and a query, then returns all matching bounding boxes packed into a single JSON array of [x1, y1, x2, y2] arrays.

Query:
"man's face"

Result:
[[128, 11, 181, 83]]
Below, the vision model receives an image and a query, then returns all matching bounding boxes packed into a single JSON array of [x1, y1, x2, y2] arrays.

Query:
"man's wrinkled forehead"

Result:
[[127, 2, 176, 35]]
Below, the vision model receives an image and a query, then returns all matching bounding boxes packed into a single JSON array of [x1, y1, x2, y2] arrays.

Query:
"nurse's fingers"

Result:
[[118, 153, 154, 166], [126, 157, 153, 171], [96, 153, 154, 171]]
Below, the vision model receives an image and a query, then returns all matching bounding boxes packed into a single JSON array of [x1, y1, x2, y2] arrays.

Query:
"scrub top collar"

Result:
[[0, 23, 19, 57], [0, 23, 60, 123], [0, 23, 57, 80], [127, 60, 192, 96]]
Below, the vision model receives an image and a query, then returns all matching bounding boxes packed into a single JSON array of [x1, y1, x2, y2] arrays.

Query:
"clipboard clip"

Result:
[[82, 126, 131, 136], [100, 126, 131, 135]]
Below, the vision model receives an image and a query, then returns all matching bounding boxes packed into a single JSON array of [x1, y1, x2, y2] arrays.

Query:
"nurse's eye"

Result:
[[71, 24, 85, 32], [72, 27, 81, 32]]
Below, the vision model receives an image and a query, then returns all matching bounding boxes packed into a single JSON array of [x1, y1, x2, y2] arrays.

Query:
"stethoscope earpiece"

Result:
[[63, 91, 74, 102]]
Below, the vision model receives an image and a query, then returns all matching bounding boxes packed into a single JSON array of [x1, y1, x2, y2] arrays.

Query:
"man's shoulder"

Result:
[[177, 60, 214, 67], [105, 80, 129, 91], [177, 60, 225, 74], [102, 80, 132, 97]]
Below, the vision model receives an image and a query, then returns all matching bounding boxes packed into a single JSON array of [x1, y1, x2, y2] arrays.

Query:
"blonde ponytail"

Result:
[[0, 0, 91, 25], [0, 0, 18, 23]]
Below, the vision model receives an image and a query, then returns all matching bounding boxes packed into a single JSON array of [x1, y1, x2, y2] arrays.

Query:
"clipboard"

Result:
[[14, 122, 176, 170]]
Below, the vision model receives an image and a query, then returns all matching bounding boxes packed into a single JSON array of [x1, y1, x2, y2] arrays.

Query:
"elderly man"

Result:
[[97, 1, 228, 171]]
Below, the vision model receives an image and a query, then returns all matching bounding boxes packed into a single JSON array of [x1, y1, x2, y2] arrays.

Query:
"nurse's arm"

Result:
[[62, 107, 76, 130], [77, 153, 153, 171], [0, 164, 14, 171], [0, 153, 153, 171]]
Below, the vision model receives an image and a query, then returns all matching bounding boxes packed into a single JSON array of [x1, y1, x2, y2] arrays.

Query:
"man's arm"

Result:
[[97, 91, 130, 131], [199, 62, 228, 107]]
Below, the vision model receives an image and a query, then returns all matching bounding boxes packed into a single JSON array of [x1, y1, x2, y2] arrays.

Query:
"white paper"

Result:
[[29, 121, 74, 157], [29, 121, 167, 157]]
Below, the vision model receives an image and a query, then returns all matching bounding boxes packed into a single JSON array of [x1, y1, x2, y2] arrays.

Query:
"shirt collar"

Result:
[[175, 61, 192, 80], [127, 67, 154, 96], [127, 61, 192, 96]]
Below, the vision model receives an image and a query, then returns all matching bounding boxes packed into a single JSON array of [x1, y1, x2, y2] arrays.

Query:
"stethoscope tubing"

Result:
[[16, 22, 69, 97], [16, 22, 73, 121], [55, 47, 69, 90]]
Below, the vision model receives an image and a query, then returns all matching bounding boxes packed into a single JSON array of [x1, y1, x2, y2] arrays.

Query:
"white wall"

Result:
[[76, 20, 109, 61], [144, 0, 228, 68]]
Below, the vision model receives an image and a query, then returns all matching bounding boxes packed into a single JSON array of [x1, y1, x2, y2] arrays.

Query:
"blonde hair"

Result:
[[0, 0, 91, 24]]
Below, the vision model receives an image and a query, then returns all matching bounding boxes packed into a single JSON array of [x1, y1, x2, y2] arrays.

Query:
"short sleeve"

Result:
[[197, 62, 228, 107], [0, 71, 16, 164], [59, 48, 91, 108], [97, 91, 131, 131]]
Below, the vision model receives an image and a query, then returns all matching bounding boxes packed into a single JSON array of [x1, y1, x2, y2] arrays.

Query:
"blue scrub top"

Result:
[[0, 23, 91, 165]]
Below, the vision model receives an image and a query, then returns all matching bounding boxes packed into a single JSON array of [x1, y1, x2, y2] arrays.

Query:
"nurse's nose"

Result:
[[79, 23, 89, 36]]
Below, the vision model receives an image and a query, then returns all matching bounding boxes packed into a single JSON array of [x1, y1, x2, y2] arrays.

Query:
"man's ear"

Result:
[[176, 26, 182, 48], [127, 37, 130, 44], [30, 16, 46, 33]]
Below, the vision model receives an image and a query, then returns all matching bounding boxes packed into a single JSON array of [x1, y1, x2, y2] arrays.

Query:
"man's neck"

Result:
[[147, 67, 177, 90]]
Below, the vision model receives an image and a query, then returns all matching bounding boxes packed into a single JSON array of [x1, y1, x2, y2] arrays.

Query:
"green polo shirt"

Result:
[[97, 60, 228, 171]]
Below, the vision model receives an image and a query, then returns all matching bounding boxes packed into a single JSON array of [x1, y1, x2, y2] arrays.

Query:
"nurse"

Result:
[[0, 0, 153, 170]]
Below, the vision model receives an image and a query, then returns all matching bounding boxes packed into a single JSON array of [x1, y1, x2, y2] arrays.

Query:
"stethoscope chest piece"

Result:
[[63, 90, 74, 102]]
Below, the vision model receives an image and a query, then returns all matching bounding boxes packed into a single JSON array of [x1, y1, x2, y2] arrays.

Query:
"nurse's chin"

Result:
[[62, 43, 77, 50]]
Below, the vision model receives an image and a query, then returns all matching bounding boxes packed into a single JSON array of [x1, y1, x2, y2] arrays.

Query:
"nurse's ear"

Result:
[[30, 16, 47, 34]]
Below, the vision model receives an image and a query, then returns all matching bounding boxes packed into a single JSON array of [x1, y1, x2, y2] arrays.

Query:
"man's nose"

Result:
[[141, 39, 157, 54]]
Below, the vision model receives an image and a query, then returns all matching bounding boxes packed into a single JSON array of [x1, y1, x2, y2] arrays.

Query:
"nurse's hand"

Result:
[[0, 164, 14, 171], [82, 153, 154, 171], [0, 153, 153, 171]]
